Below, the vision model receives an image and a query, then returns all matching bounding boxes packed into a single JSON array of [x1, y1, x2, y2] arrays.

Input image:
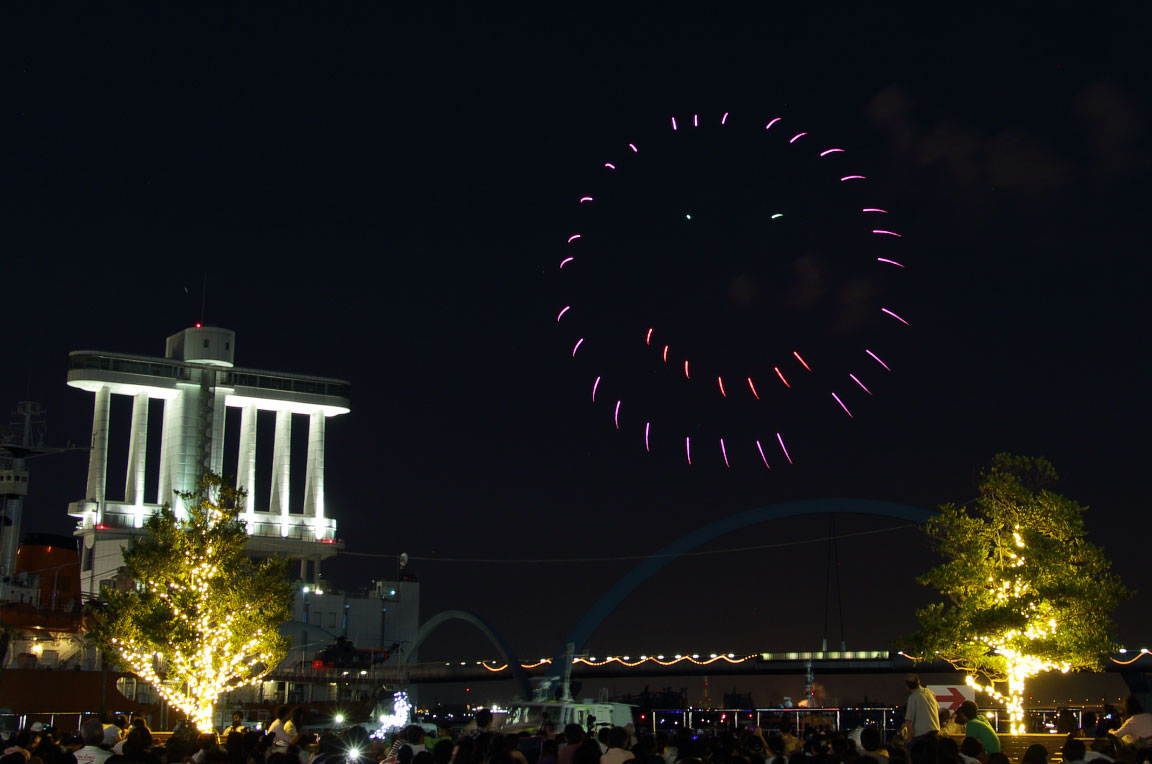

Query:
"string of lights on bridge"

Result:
[[446, 648, 1152, 672]]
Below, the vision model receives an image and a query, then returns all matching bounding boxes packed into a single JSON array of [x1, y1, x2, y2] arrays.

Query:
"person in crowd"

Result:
[[73, 719, 111, 764], [957, 737, 983, 764], [538, 740, 559, 764], [954, 703, 999, 756], [939, 711, 964, 737], [1095, 707, 1122, 738], [433, 740, 454, 764], [1079, 714, 1098, 739], [902, 675, 941, 742], [572, 740, 602, 764], [226, 715, 247, 737], [936, 736, 961, 764], [453, 737, 478, 764], [1061, 739, 1087, 764], [559, 725, 586, 764], [268, 707, 295, 747], [470, 711, 494, 740], [119, 726, 159, 764], [6, 730, 42, 761], [1020, 745, 1046, 764], [1084, 738, 1115, 763], [906, 736, 935, 764], [596, 732, 610, 756], [1111, 695, 1152, 745], [601, 729, 633, 764], [858, 727, 886, 764], [401, 728, 428, 757]]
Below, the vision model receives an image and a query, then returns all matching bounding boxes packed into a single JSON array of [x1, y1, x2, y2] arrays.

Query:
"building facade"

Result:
[[66, 325, 350, 598]]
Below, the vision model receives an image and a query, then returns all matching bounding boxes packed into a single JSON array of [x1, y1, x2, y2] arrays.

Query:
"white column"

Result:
[[303, 411, 325, 539], [270, 410, 292, 537], [125, 393, 149, 526], [86, 386, 111, 523], [236, 405, 258, 528], [210, 388, 228, 475]]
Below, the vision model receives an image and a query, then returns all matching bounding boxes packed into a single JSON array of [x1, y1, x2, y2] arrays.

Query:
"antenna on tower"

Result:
[[200, 275, 207, 326]]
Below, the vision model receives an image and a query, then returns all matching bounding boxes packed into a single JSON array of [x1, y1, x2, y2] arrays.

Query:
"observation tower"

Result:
[[66, 325, 350, 599]]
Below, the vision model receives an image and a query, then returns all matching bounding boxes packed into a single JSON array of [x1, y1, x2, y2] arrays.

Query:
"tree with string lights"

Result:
[[905, 454, 1130, 735], [90, 472, 292, 732]]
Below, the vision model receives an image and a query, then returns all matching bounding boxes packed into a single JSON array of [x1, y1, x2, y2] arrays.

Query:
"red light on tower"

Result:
[[195, 323, 202, 328]]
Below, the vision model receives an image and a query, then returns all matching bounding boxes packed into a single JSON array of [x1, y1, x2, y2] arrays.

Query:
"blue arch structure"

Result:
[[403, 609, 533, 700], [547, 498, 935, 680]]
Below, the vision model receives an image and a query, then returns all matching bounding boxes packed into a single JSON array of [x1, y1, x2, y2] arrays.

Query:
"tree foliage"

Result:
[[906, 454, 1130, 733], [89, 472, 292, 731]]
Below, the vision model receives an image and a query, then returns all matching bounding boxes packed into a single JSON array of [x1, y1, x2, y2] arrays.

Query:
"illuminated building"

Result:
[[66, 325, 350, 598]]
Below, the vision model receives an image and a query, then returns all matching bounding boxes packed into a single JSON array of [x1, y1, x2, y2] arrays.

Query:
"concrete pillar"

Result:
[[270, 410, 292, 536], [210, 388, 228, 475], [303, 410, 325, 538], [157, 397, 173, 506], [86, 386, 111, 522], [125, 393, 149, 527], [236, 405, 258, 527]]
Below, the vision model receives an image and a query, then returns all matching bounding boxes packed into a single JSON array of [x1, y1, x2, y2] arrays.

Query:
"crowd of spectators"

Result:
[[4, 693, 1152, 764]]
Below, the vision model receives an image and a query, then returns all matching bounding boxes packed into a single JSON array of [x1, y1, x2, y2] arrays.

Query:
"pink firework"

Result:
[[721, 112, 729, 125], [774, 366, 790, 388], [685, 436, 692, 465], [862, 208, 888, 213], [645, 422, 650, 452], [831, 392, 853, 418], [777, 433, 792, 464], [840, 175, 866, 181], [793, 351, 812, 371], [556, 306, 570, 322], [567, 234, 581, 243], [720, 438, 730, 468], [877, 258, 904, 267], [881, 307, 910, 325], [873, 229, 902, 238], [579, 196, 593, 203], [765, 117, 782, 130], [684, 360, 690, 379], [850, 373, 872, 395], [671, 116, 678, 131], [614, 401, 621, 429], [747, 377, 759, 400], [717, 377, 727, 397], [756, 440, 770, 469], [592, 376, 600, 401], [646, 328, 653, 345], [820, 148, 845, 156], [866, 349, 892, 371], [571, 338, 584, 357], [789, 132, 807, 143], [559, 256, 573, 269], [604, 162, 616, 170], [628, 143, 638, 152]]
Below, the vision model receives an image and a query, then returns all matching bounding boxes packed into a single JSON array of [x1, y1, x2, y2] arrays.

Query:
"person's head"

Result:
[[860, 727, 881, 754], [397, 745, 415, 764], [1021, 744, 1047, 764], [960, 737, 984, 761], [904, 674, 922, 692], [403, 726, 426, 745], [939, 709, 952, 727], [574, 739, 602, 764], [290, 707, 304, 725], [908, 737, 935, 764], [957, 702, 979, 725], [231, 714, 242, 727], [198, 733, 219, 752], [565, 724, 585, 746], [14, 731, 40, 751], [1081, 712, 1097, 729], [542, 739, 559, 758], [275, 706, 291, 722], [1125, 695, 1144, 718], [112, 717, 128, 732], [80, 718, 105, 748], [432, 739, 454, 764], [123, 726, 153, 756], [476, 709, 493, 730], [1062, 739, 1086, 763], [608, 728, 629, 751], [597, 728, 610, 746]]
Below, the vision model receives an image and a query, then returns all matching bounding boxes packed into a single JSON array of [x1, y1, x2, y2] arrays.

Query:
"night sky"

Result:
[[3, 3, 1150, 693]]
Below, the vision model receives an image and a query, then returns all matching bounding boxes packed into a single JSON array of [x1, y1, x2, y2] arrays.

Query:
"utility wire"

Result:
[[339, 522, 919, 564]]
